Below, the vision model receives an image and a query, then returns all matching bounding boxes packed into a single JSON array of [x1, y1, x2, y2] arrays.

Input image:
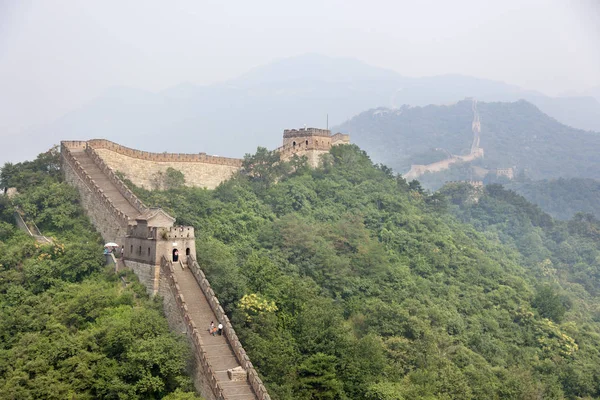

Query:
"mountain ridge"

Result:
[[334, 99, 600, 186], [10, 54, 600, 164]]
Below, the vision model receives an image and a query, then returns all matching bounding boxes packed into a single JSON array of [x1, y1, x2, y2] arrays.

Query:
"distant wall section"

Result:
[[88, 140, 242, 190]]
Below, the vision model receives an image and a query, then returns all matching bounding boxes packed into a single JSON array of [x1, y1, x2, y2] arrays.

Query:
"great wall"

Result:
[[404, 99, 485, 180], [59, 128, 350, 400]]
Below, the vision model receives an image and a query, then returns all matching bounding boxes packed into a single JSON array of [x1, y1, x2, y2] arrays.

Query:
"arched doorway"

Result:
[[186, 248, 190, 256], [172, 248, 179, 262]]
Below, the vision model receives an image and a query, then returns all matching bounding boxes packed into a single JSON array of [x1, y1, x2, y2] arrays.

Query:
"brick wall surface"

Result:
[[62, 157, 126, 242], [94, 148, 241, 190]]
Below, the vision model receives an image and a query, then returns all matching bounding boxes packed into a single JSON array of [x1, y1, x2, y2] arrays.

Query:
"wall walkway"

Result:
[[61, 140, 270, 399], [164, 257, 261, 399]]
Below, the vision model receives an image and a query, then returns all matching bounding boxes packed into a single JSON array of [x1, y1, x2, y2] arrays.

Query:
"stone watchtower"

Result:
[[124, 208, 196, 294], [279, 127, 350, 167]]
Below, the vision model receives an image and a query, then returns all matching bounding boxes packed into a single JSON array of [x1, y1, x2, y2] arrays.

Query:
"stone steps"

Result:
[[172, 266, 258, 399], [69, 149, 140, 219]]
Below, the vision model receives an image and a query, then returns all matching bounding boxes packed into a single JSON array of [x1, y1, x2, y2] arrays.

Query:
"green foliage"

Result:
[[128, 144, 600, 399], [297, 353, 345, 400], [0, 146, 61, 191], [242, 146, 292, 189], [151, 167, 186, 190], [337, 99, 600, 183], [532, 286, 567, 323], [0, 157, 197, 399], [506, 177, 600, 220]]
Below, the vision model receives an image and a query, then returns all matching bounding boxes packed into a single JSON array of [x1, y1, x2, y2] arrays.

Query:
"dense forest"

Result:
[[504, 178, 600, 220], [416, 171, 600, 220], [124, 145, 600, 399], [4, 145, 600, 399], [0, 151, 199, 399], [335, 99, 600, 181]]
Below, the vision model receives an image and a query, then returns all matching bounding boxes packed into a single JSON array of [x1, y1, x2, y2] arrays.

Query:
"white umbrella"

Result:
[[104, 242, 118, 247]]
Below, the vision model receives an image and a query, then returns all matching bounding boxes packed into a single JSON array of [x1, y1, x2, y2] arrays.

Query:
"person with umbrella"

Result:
[[104, 242, 118, 254]]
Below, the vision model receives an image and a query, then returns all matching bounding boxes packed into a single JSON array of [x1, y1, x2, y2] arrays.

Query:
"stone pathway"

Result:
[[69, 149, 140, 219], [172, 265, 258, 399]]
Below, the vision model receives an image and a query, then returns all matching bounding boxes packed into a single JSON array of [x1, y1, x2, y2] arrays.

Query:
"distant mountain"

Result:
[[335, 99, 600, 183], [16, 54, 600, 163]]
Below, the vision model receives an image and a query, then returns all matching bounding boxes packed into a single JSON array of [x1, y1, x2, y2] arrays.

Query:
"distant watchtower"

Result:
[[279, 127, 350, 167]]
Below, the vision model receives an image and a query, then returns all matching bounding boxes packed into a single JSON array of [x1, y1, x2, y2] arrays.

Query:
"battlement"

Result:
[[331, 133, 351, 145], [127, 224, 195, 241], [446, 180, 484, 187], [279, 127, 351, 167], [495, 167, 514, 180], [283, 127, 331, 138], [86, 139, 243, 167]]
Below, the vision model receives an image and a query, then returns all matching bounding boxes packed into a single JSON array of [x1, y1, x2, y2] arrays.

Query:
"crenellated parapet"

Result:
[[446, 180, 484, 187], [61, 138, 268, 399], [85, 145, 148, 214], [87, 139, 243, 167], [186, 255, 271, 400], [278, 128, 351, 167], [161, 257, 228, 400], [331, 133, 350, 145], [61, 142, 130, 229]]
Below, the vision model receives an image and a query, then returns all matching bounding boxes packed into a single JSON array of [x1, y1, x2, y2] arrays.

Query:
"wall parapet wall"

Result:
[[283, 127, 331, 138], [187, 255, 271, 400], [61, 143, 130, 227], [331, 133, 350, 145], [87, 139, 243, 167], [161, 256, 226, 400], [85, 145, 148, 214]]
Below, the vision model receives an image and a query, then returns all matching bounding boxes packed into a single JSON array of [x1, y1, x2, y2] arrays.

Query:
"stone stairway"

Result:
[[69, 149, 140, 219], [172, 265, 258, 400], [69, 145, 262, 399]]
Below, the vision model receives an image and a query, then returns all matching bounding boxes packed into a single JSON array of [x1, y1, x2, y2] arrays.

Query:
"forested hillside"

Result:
[[335, 100, 600, 182], [128, 145, 600, 399], [0, 152, 199, 399], [504, 178, 600, 220]]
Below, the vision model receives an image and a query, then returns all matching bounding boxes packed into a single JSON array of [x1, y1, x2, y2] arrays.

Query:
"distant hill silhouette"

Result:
[[14, 54, 600, 163], [335, 99, 600, 181]]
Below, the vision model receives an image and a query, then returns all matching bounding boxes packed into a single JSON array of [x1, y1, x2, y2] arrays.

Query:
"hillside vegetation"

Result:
[[504, 178, 600, 220], [336, 100, 600, 182], [0, 153, 199, 399], [128, 145, 600, 400]]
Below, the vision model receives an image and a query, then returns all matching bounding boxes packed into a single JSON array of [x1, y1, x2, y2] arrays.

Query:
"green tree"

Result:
[[532, 286, 567, 322], [297, 353, 345, 400]]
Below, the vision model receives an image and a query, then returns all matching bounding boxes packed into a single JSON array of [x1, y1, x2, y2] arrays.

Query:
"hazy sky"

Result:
[[1, 0, 599, 138]]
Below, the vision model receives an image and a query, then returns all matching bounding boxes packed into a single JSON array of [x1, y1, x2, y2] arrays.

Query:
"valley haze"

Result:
[[4, 54, 600, 166]]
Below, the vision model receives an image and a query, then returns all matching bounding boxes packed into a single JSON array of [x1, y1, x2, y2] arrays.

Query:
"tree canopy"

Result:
[[130, 144, 600, 399], [0, 153, 200, 399]]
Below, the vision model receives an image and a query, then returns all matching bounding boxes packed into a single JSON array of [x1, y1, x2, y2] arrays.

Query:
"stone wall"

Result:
[[161, 257, 228, 400], [85, 146, 148, 214], [62, 140, 268, 399], [404, 148, 485, 180], [187, 255, 271, 400], [61, 144, 127, 242], [124, 260, 160, 294], [88, 140, 242, 190], [331, 133, 350, 146]]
